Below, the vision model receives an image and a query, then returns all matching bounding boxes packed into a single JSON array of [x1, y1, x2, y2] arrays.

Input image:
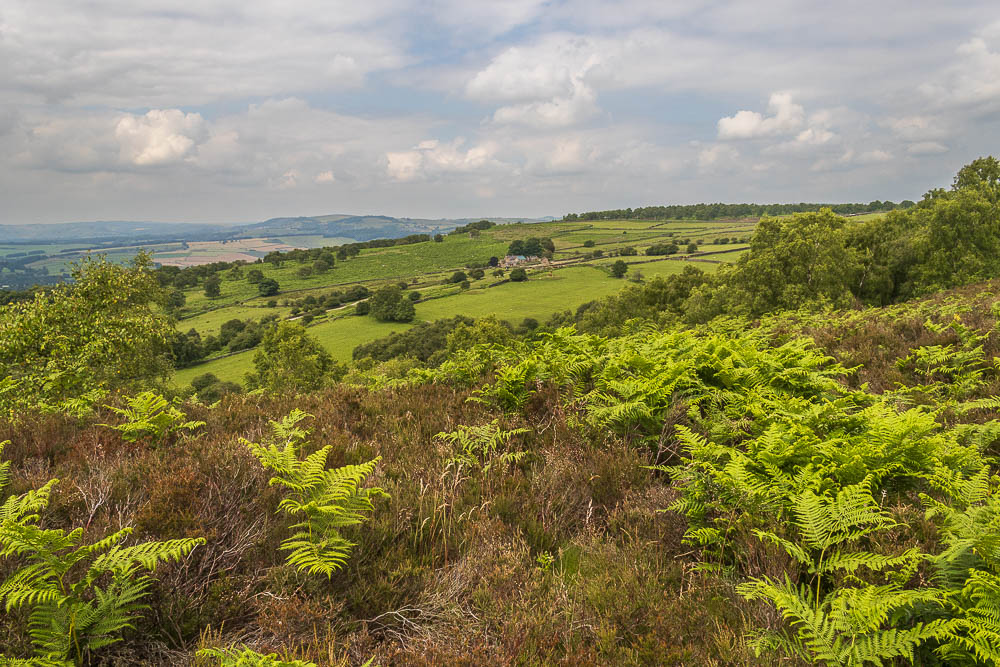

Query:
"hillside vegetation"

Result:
[[1, 158, 1000, 665]]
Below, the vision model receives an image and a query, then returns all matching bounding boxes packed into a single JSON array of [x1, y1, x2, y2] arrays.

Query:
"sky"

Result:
[[1, 1, 999, 225]]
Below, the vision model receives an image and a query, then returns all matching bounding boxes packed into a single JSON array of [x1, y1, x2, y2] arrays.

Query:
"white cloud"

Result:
[[908, 141, 949, 155], [386, 139, 502, 181], [918, 22, 1000, 110], [718, 93, 804, 139], [115, 109, 205, 166], [0, 1, 410, 107], [427, 0, 547, 38], [274, 169, 299, 190], [490, 80, 598, 128], [467, 36, 601, 103], [698, 144, 739, 172], [314, 170, 336, 184], [858, 149, 892, 164]]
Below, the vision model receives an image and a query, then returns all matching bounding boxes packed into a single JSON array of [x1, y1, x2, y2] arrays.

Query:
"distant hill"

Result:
[[0, 214, 556, 244]]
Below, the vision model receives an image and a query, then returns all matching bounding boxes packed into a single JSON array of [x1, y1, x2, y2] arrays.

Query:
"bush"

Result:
[[470, 268, 485, 280], [195, 379, 241, 404], [191, 373, 220, 393], [369, 286, 415, 323], [258, 278, 280, 296], [611, 260, 628, 278], [352, 315, 473, 363], [687, 243, 698, 253], [645, 243, 679, 256], [620, 246, 638, 256], [510, 268, 528, 282], [203, 274, 222, 298], [408, 291, 421, 302], [448, 271, 468, 284], [583, 239, 596, 248], [355, 301, 370, 315]]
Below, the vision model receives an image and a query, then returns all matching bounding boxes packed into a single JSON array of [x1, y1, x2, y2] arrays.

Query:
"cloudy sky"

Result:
[[2, 1, 999, 224]]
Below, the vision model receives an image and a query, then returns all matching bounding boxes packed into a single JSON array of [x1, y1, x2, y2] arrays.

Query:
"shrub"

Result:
[[258, 279, 280, 297], [645, 243, 679, 256], [243, 410, 387, 577], [101, 391, 205, 443], [510, 268, 528, 282], [204, 275, 221, 298], [0, 442, 204, 664], [368, 286, 415, 323]]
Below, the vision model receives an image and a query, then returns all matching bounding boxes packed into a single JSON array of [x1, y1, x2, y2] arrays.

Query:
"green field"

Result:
[[173, 349, 256, 387], [177, 304, 293, 336], [172, 265, 628, 386], [310, 315, 414, 361], [416, 266, 623, 322]]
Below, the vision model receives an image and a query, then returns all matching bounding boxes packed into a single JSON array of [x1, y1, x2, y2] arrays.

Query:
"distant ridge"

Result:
[[0, 214, 556, 244]]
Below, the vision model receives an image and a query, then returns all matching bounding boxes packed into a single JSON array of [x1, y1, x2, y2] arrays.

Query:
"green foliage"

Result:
[[895, 316, 989, 399], [567, 268, 709, 335], [195, 646, 318, 666], [0, 253, 173, 415], [0, 442, 204, 664], [509, 267, 527, 282], [204, 275, 222, 298], [100, 391, 204, 442], [437, 420, 529, 476], [243, 410, 388, 577], [351, 316, 473, 365], [645, 242, 679, 256], [922, 473, 1000, 664], [611, 260, 628, 278], [245, 323, 338, 393], [718, 209, 859, 317], [258, 278, 280, 297], [367, 286, 415, 323], [445, 316, 514, 356], [736, 484, 943, 665]]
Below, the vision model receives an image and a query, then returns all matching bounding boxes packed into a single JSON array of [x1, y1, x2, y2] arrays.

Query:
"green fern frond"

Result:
[[196, 646, 319, 666], [245, 411, 387, 578]]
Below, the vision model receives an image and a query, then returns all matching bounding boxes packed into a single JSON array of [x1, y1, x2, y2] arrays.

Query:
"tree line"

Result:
[[563, 199, 915, 222]]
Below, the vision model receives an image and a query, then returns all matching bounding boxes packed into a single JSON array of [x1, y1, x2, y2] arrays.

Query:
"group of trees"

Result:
[[449, 219, 495, 235], [564, 199, 915, 222], [507, 237, 554, 257], [170, 316, 280, 368], [366, 285, 416, 323], [645, 242, 680, 256]]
